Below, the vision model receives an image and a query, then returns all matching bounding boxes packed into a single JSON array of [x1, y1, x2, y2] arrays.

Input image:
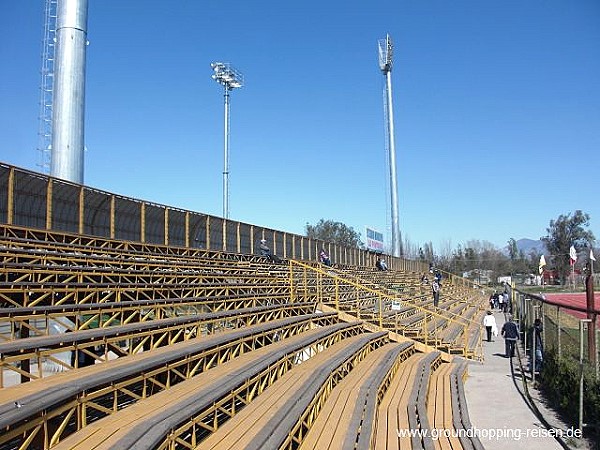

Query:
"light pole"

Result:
[[51, 0, 89, 184], [378, 34, 402, 257], [211, 62, 243, 219]]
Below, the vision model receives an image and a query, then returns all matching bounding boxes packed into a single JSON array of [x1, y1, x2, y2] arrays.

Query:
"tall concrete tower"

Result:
[[50, 0, 88, 184]]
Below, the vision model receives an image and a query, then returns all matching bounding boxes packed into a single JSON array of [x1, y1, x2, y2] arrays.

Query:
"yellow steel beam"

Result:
[[0, 316, 341, 449]]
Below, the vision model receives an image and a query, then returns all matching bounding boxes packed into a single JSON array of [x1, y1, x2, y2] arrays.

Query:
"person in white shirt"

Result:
[[483, 311, 497, 342]]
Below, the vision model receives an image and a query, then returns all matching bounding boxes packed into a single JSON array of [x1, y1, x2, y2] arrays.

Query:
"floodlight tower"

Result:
[[378, 34, 403, 257], [51, 0, 89, 184], [37, 0, 58, 173], [211, 62, 244, 219]]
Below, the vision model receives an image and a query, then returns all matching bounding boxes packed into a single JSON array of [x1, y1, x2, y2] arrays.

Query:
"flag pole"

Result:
[[570, 245, 577, 290], [585, 258, 596, 366]]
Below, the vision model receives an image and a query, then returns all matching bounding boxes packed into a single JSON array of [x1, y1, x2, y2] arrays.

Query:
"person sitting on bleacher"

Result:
[[375, 257, 388, 271], [319, 248, 332, 266], [259, 239, 281, 263]]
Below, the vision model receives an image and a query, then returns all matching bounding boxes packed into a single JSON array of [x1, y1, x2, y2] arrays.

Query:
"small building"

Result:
[[462, 269, 494, 285], [497, 276, 512, 285]]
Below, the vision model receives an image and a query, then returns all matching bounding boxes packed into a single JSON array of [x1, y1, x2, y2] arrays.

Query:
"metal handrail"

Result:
[[288, 260, 483, 357]]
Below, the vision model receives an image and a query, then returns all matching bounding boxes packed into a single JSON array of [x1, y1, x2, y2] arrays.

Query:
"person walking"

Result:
[[501, 314, 519, 358], [431, 279, 440, 308], [483, 311, 497, 342]]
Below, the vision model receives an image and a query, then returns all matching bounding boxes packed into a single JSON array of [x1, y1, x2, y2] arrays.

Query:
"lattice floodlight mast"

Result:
[[378, 34, 403, 257], [211, 62, 244, 219], [37, 0, 58, 173]]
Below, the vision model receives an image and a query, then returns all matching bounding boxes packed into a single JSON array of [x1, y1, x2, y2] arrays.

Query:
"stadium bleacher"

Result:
[[0, 221, 488, 450]]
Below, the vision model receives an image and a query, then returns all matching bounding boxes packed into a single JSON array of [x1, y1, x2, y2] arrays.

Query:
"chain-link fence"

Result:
[[513, 288, 599, 435]]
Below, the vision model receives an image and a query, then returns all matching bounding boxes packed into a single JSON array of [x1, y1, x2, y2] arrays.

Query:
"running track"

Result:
[[544, 292, 600, 324]]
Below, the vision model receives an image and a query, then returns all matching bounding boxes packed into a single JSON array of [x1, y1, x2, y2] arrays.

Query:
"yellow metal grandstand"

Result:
[[0, 222, 486, 450], [0, 163, 488, 450]]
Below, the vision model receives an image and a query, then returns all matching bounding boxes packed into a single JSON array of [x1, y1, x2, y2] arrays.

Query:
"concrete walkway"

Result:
[[464, 310, 578, 450]]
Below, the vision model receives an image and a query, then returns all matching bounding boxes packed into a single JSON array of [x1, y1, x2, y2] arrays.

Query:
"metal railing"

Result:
[[513, 288, 599, 436], [288, 259, 484, 358], [514, 289, 599, 380]]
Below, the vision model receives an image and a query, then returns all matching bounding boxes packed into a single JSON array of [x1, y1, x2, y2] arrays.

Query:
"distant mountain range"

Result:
[[513, 238, 547, 256]]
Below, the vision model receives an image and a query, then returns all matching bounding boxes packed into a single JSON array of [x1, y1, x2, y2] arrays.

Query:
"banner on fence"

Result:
[[365, 227, 384, 253]]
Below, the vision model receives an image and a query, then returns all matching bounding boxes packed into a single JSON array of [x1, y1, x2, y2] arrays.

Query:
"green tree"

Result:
[[506, 238, 531, 275], [451, 244, 466, 274], [464, 247, 477, 272], [507, 238, 519, 261], [525, 250, 542, 276], [305, 219, 363, 248], [541, 210, 595, 285], [419, 242, 434, 263]]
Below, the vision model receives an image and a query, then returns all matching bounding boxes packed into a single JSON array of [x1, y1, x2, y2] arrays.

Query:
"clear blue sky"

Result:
[[2, 0, 599, 254]]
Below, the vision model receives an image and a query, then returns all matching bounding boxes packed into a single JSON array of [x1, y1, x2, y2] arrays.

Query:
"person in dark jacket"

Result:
[[375, 257, 388, 271], [431, 279, 440, 308], [259, 239, 281, 263], [501, 314, 519, 358], [533, 318, 543, 370], [319, 248, 332, 266]]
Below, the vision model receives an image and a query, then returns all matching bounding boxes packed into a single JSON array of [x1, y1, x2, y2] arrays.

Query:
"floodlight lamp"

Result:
[[378, 34, 393, 73], [210, 62, 244, 90]]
